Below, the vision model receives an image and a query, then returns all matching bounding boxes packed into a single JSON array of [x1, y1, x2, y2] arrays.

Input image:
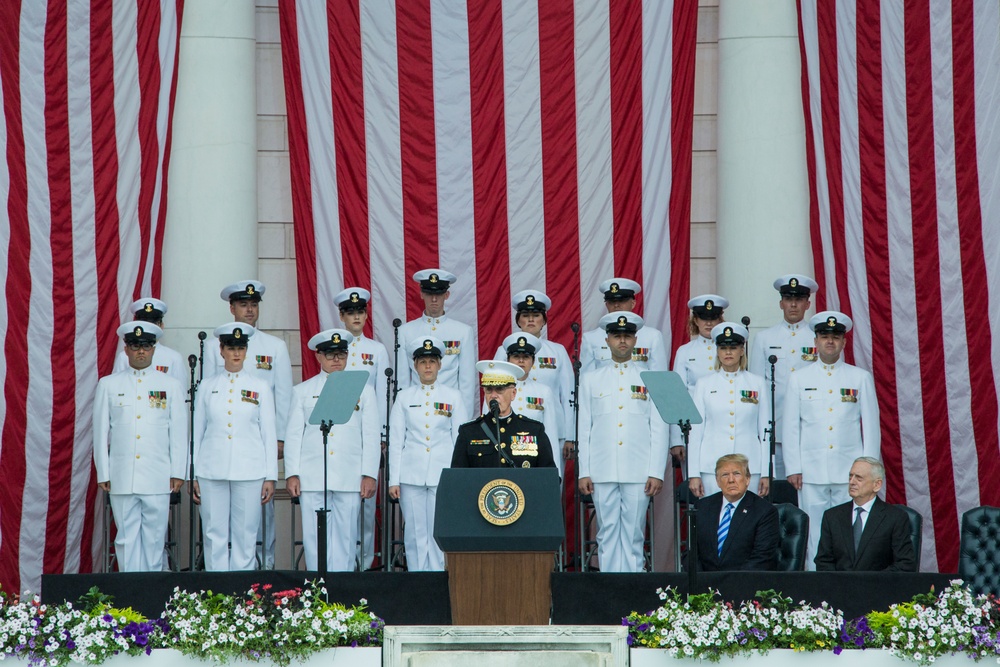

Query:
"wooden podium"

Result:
[[434, 469, 563, 625]]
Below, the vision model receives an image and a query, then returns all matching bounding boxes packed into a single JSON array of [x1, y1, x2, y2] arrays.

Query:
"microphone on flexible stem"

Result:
[[570, 322, 580, 333], [197, 331, 207, 341], [768, 354, 778, 365], [392, 318, 402, 328], [385, 368, 393, 378], [188, 354, 197, 369], [741, 316, 751, 327], [489, 399, 500, 418]]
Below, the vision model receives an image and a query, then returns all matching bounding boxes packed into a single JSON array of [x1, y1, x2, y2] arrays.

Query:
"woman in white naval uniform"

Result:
[[388, 337, 464, 571], [285, 329, 381, 572], [687, 322, 770, 499], [193, 323, 277, 571]]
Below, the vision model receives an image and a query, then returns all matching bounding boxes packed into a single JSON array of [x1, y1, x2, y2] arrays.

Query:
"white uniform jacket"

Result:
[[398, 314, 477, 420], [580, 325, 668, 374], [687, 370, 770, 478], [388, 383, 464, 487], [93, 369, 187, 494], [113, 344, 187, 385], [346, 334, 391, 424], [782, 357, 880, 485], [205, 329, 293, 438], [671, 335, 718, 389], [284, 372, 381, 492], [194, 372, 278, 482], [578, 362, 669, 484], [493, 337, 573, 438], [748, 320, 816, 436]]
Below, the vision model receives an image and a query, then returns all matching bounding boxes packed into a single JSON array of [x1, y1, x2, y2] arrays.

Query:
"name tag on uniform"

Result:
[[241, 390, 259, 405], [740, 390, 759, 404], [255, 355, 273, 370], [148, 391, 167, 409], [525, 397, 544, 411], [510, 434, 538, 456], [434, 402, 453, 417], [631, 385, 648, 400], [841, 388, 859, 403], [444, 341, 461, 355]]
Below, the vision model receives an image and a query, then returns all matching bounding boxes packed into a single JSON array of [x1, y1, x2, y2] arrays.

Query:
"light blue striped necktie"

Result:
[[717, 502, 734, 556]]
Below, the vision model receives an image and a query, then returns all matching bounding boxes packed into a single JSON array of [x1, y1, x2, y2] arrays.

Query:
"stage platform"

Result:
[[42, 570, 954, 624]]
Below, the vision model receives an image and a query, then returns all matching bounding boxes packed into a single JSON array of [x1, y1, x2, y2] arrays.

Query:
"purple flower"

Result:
[[834, 646, 843, 655], [627, 635, 635, 646], [351, 640, 358, 648]]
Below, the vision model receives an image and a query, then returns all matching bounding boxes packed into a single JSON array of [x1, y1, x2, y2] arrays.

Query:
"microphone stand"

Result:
[[391, 318, 401, 400], [767, 355, 778, 502], [678, 418, 699, 597], [316, 419, 333, 577], [570, 322, 583, 570], [381, 367, 393, 571], [186, 354, 199, 571], [197, 331, 206, 381]]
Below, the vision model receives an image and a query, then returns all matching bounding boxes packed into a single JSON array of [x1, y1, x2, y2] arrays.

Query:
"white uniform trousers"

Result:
[[399, 484, 444, 571], [696, 473, 761, 499], [256, 499, 276, 569], [109, 493, 170, 572], [299, 490, 361, 572], [199, 479, 264, 571], [799, 482, 849, 570], [356, 496, 376, 571], [592, 482, 649, 573]]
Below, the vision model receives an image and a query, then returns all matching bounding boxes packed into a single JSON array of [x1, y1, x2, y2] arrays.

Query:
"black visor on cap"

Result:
[[124, 326, 157, 344], [419, 273, 450, 293], [715, 327, 745, 346], [413, 339, 442, 359], [506, 337, 537, 356], [604, 283, 635, 301], [316, 333, 349, 352], [605, 316, 638, 334], [220, 334, 249, 347]]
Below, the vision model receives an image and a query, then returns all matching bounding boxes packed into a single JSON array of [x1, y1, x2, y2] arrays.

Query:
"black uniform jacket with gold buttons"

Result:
[[450, 411, 555, 469]]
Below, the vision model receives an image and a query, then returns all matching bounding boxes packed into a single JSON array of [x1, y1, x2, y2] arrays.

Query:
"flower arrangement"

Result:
[[0, 580, 382, 667], [625, 580, 1000, 664]]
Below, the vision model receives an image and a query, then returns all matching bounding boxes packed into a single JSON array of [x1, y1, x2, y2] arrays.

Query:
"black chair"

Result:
[[959, 506, 1000, 596], [897, 505, 923, 571], [774, 503, 809, 571]]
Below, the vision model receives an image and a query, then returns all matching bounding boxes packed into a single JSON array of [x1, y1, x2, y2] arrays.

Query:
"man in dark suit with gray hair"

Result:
[[815, 456, 916, 571]]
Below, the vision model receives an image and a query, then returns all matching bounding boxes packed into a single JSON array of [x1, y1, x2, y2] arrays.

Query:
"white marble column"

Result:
[[161, 0, 258, 358], [716, 0, 813, 331]]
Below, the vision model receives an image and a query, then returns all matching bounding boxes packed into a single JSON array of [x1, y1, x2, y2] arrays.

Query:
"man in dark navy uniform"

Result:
[[451, 360, 556, 470]]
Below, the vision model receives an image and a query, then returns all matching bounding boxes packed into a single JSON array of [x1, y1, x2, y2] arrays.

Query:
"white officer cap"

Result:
[[511, 290, 551, 313], [687, 294, 729, 318], [502, 331, 541, 356], [598, 277, 641, 301], [117, 321, 163, 343], [412, 268, 456, 293], [773, 274, 819, 297], [476, 360, 523, 386], [129, 297, 168, 320], [334, 287, 370, 310], [308, 328, 354, 352], [599, 311, 644, 333], [711, 322, 749, 346], [214, 322, 256, 346], [810, 311, 853, 334], [220, 280, 265, 302], [410, 336, 445, 359]]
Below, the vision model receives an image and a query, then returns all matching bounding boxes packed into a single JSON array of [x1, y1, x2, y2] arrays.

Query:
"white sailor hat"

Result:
[[220, 280, 265, 302], [476, 360, 523, 387], [810, 311, 853, 334], [129, 297, 168, 321], [214, 322, 256, 346], [412, 268, 456, 293], [687, 294, 729, 318], [598, 277, 641, 301], [503, 331, 541, 356], [599, 311, 644, 333], [711, 322, 749, 346], [117, 321, 163, 343], [334, 287, 371, 311], [773, 274, 819, 297], [511, 290, 551, 313], [410, 336, 445, 359], [308, 328, 354, 352]]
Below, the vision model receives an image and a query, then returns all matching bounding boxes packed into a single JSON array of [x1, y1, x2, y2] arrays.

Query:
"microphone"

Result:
[[741, 316, 751, 327], [392, 318, 402, 328], [384, 368, 393, 378], [489, 399, 500, 418], [768, 355, 778, 365], [197, 331, 207, 340], [188, 354, 197, 369], [571, 321, 580, 333]]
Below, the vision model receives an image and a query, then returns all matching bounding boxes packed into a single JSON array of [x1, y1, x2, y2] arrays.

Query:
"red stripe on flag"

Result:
[[796, 0, 827, 312], [134, 0, 163, 297], [668, 0, 697, 354], [0, 0, 30, 595], [608, 1, 644, 308], [280, 0, 320, 377], [467, 0, 510, 360], [396, 0, 439, 322], [537, 0, 581, 350], [327, 0, 370, 295], [818, 1, 846, 311], [91, 0, 123, 377], [952, 0, 1000, 511], [43, 0, 77, 576]]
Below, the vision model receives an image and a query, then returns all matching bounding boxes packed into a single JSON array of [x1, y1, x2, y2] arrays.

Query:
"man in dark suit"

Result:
[[695, 454, 779, 571], [815, 456, 916, 571]]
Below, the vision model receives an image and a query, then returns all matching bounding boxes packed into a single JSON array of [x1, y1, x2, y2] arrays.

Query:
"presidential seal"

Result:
[[478, 479, 526, 526]]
